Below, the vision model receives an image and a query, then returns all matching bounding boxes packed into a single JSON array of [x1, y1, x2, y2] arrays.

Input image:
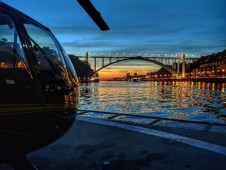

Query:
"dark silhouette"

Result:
[[69, 54, 94, 80]]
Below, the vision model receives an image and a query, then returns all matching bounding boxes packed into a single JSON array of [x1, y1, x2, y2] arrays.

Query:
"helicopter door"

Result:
[[22, 21, 69, 116], [0, 13, 46, 134]]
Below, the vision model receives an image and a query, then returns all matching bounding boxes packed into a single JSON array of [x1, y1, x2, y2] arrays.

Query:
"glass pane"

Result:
[[62, 49, 77, 77], [23, 23, 66, 77], [0, 13, 27, 70]]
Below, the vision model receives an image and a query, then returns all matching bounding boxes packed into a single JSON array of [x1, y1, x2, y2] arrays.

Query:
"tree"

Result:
[[68, 54, 94, 79]]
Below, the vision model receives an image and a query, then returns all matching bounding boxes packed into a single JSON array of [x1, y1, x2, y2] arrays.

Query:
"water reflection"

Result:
[[79, 81, 226, 123]]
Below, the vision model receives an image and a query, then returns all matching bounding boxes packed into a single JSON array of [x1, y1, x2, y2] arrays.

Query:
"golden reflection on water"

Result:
[[79, 81, 226, 123]]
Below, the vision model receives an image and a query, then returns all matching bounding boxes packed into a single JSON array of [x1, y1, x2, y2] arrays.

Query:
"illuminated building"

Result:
[[191, 50, 226, 78]]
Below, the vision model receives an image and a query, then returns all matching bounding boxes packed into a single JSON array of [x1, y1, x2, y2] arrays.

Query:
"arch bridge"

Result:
[[77, 53, 199, 78]]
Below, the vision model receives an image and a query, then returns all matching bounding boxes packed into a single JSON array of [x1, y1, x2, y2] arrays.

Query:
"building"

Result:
[[191, 50, 226, 78], [126, 73, 130, 78]]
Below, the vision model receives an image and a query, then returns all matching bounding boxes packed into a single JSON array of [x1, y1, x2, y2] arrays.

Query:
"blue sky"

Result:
[[2, 0, 226, 78], [2, 0, 226, 57]]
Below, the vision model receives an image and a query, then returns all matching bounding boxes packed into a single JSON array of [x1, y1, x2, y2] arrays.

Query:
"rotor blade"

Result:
[[77, 0, 110, 31]]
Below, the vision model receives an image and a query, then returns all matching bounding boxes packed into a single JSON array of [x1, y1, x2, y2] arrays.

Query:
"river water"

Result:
[[79, 81, 226, 124]]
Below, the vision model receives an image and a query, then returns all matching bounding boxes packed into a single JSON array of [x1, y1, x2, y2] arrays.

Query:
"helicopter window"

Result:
[[22, 22, 66, 77], [29, 36, 54, 72], [61, 48, 79, 85], [60, 46, 77, 79], [0, 13, 28, 70]]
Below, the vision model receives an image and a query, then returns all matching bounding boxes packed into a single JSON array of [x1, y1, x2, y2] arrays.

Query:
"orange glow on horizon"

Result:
[[99, 72, 126, 80], [93, 62, 161, 80], [98, 67, 159, 80]]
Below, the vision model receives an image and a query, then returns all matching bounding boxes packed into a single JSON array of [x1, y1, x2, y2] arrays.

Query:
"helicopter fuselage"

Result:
[[0, 2, 79, 162]]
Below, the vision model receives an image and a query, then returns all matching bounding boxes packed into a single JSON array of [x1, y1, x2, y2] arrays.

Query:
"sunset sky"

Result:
[[3, 0, 226, 79]]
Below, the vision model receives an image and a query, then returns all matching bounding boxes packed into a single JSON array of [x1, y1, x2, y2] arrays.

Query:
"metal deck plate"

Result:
[[77, 110, 226, 134], [154, 120, 207, 130], [113, 115, 157, 124], [78, 112, 116, 119]]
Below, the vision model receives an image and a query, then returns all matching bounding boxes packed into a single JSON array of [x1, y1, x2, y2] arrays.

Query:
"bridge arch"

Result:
[[91, 57, 179, 77]]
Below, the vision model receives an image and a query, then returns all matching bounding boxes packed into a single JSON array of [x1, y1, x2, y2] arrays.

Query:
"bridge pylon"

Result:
[[85, 52, 88, 62], [177, 55, 180, 74], [182, 54, 185, 78]]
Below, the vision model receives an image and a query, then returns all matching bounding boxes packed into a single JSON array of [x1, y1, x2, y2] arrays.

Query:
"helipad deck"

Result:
[[77, 110, 226, 134], [1, 110, 226, 170]]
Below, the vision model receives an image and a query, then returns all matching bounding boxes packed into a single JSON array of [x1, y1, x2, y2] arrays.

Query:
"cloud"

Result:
[[7, 0, 224, 57]]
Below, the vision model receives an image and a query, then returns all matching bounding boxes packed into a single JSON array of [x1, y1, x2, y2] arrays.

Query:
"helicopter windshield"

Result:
[[58, 42, 78, 81], [22, 20, 67, 78], [0, 13, 28, 71], [28, 35, 57, 73]]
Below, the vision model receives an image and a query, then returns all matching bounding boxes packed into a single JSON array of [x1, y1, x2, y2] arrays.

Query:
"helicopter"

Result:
[[0, 0, 109, 169]]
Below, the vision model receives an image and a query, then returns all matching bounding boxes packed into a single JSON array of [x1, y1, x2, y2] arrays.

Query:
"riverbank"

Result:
[[79, 79, 99, 83], [106, 78, 226, 83], [143, 78, 226, 83]]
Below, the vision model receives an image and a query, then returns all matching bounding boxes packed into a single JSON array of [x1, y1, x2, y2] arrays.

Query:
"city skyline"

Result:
[[3, 0, 226, 79]]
